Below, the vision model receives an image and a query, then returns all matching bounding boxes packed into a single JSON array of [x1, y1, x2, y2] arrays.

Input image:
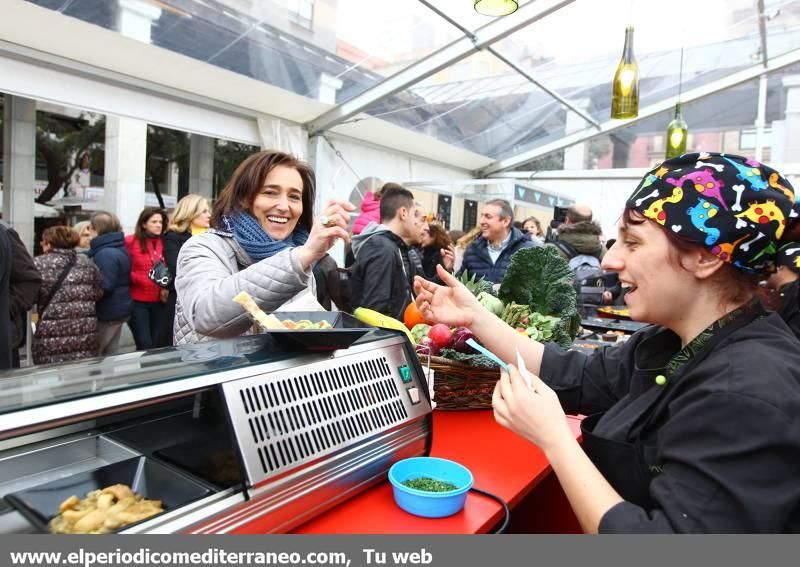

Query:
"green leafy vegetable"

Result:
[[498, 247, 580, 349], [459, 272, 496, 297], [439, 349, 499, 368], [402, 477, 459, 492]]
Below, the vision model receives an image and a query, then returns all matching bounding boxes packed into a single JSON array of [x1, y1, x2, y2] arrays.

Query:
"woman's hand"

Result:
[[440, 244, 455, 272], [413, 264, 484, 328], [492, 364, 572, 454], [296, 199, 355, 270]]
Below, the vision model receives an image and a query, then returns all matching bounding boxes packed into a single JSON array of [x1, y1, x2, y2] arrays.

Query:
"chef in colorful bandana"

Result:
[[414, 152, 800, 533], [626, 152, 798, 273]]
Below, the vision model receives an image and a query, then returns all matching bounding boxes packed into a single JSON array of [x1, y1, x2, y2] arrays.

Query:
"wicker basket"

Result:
[[422, 355, 501, 410]]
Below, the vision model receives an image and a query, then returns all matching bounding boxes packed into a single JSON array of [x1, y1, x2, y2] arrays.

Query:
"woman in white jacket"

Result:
[[173, 150, 353, 344]]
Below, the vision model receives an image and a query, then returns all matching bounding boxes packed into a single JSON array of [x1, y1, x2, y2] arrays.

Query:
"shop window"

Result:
[[739, 128, 772, 150], [436, 194, 451, 231], [463, 200, 478, 232], [289, 0, 314, 30]]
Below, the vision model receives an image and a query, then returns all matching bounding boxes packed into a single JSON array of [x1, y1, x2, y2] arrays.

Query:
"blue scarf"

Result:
[[225, 212, 309, 261]]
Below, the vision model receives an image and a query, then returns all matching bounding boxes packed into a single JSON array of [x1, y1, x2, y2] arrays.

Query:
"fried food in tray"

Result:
[[280, 319, 332, 330], [51, 484, 163, 534], [233, 292, 332, 330], [596, 306, 631, 319], [233, 291, 285, 330], [4, 456, 213, 534]]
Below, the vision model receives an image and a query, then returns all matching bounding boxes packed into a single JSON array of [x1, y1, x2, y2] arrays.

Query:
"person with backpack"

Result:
[[550, 204, 618, 306], [350, 184, 426, 320]]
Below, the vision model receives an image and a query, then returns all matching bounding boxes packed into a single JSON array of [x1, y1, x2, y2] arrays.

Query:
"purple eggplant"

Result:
[[451, 327, 477, 354], [415, 337, 440, 357]]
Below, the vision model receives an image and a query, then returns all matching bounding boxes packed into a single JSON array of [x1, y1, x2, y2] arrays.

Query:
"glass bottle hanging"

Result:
[[665, 102, 689, 159], [611, 26, 639, 119]]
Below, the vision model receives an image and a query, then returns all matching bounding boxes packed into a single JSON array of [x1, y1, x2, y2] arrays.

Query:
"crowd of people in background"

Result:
[[0, 192, 214, 369], [3, 149, 800, 533], [2, 149, 800, 373]]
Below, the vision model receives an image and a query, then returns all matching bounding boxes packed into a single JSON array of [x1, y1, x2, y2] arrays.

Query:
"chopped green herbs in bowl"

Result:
[[388, 457, 473, 518], [401, 478, 459, 493]]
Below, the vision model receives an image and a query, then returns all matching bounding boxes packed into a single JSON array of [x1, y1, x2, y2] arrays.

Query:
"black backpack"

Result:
[[312, 254, 353, 313], [554, 241, 607, 305]]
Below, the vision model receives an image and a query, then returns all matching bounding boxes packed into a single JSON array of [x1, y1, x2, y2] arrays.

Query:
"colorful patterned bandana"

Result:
[[626, 152, 799, 273], [776, 241, 800, 274]]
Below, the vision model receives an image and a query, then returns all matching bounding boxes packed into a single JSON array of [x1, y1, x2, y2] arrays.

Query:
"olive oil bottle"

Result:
[[611, 26, 639, 119]]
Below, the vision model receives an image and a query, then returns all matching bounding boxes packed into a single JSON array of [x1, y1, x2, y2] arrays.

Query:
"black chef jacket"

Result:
[[777, 280, 800, 342], [540, 308, 800, 533]]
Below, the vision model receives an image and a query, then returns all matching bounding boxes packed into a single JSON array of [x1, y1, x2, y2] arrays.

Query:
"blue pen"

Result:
[[465, 338, 508, 370]]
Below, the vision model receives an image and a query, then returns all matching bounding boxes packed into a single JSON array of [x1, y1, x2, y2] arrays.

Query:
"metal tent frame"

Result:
[[303, 0, 794, 177]]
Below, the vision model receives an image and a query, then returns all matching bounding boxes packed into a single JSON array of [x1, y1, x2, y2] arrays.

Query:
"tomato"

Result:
[[427, 324, 453, 349], [403, 301, 431, 329]]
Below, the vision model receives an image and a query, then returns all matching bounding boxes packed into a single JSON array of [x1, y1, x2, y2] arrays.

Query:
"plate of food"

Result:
[[4, 457, 213, 534], [233, 292, 371, 351], [596, 306, 631, 319]]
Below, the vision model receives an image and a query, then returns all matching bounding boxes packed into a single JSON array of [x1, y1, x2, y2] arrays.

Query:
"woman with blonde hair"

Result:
[[72, 220, 93, 256], [453, 226, 481, 273], [161, 194, 211, 344], [33, 225, 103, 364]]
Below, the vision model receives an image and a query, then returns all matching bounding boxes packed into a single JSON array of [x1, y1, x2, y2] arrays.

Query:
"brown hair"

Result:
[[42, 226, 79, 250], [211, 150, 315, 232], [424, 223, 452, 251], [133, 207, 168, 253], [621, 207, 759, 305], [90, 211, 121, 236], [522, 216, 544, 237]]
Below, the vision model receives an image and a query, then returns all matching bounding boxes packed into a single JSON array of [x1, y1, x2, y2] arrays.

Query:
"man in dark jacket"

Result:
[[0, 221, 42, 368], [458, 199, 537, 284], [350, 184, 425, 320], [89, 211, 133, 355], [551, 204, 606, 261], [0, 224, 12, 370], [549, 204, 618, 304]]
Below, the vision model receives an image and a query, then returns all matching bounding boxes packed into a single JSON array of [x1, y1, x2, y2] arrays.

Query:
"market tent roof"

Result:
[[11, 0, 800, 174]]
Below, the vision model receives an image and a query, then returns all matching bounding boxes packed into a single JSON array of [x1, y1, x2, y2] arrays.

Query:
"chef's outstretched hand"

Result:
[[492, 364, 572, 454], [414, 265, 482, 329]]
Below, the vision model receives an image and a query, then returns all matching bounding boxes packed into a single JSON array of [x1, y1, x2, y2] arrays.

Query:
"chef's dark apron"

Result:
[[580, 302, 765, 509]]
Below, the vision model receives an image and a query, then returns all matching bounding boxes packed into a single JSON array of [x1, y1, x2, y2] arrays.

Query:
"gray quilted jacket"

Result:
[[173, 229, 318, 345]]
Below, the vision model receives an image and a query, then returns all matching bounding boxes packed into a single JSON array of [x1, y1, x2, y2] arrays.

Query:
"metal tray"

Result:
[[154, 436, 242, 489], [0, 435, 138, 513], [267, 311, 371, 351], [580, 317, 648, 334], [4, 456, 213, 534]]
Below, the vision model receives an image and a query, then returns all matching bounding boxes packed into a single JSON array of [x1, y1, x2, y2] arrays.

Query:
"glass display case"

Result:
[[0, 330, 432, 534]]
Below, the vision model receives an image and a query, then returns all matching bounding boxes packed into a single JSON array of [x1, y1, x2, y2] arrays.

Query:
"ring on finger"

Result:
[[320, 214, 337, 227]]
